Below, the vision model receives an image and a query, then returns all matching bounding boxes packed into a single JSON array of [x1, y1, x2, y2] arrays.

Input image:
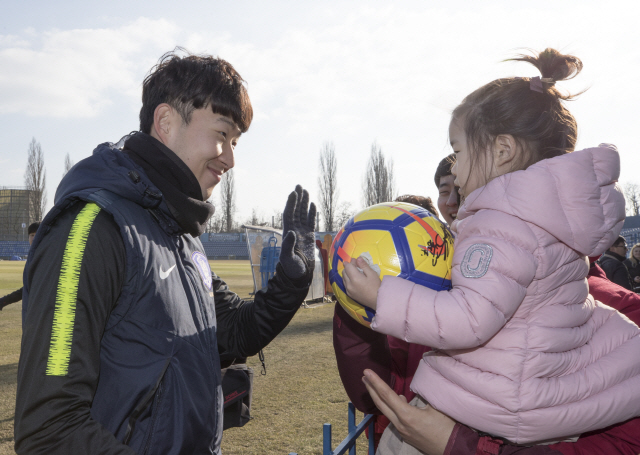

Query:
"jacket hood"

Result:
[[55, 142, 163, 210], [454, 144, 625, 257]]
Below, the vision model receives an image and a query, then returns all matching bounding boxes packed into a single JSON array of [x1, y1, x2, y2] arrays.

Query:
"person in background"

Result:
[[624, 242, 640, 292], [434, 154, 459, 225], [0, 221, 40, 311], [394, 194, 438, 217], [598, 235, 634, 290]]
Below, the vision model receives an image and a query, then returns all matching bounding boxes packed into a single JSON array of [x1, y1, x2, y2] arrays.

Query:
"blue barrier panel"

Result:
[[290, 403, 374, 455], [260, 237, 281, 289]]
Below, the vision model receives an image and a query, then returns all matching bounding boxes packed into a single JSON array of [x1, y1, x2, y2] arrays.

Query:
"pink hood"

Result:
[[372, 145, 640, 444]]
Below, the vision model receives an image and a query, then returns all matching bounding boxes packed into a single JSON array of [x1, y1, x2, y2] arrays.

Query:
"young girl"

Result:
[[343, 48, 640, 445]]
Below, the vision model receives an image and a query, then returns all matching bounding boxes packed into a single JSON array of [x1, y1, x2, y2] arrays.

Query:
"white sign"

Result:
[[21, 223, 26, 228]]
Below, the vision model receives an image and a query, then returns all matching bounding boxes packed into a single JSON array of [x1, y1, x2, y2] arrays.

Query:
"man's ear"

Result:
[[493, 134, 518, 173], [151, 103, 174, 144]]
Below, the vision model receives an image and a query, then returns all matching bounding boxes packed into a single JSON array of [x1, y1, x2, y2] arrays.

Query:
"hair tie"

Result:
[[530, 76, 555, 93]]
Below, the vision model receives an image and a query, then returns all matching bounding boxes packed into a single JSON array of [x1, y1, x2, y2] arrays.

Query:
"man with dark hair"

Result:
[[598, 235, 634, 290], [394, 194, 438, 217], [15, 51, 316, 455], [0, 221, 40, 311], [434, 154, 459, 225]]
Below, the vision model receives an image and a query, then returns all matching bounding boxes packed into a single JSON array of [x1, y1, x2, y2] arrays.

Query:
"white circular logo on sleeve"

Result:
[[192, 251, 213, 290], [460, 244, 493, 278]]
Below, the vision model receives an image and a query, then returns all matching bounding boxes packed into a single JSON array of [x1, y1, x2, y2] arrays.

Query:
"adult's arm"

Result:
[[215, 262, 311, 365], [0, 287, 23, 309], [14, 201, 133, 455], [332, 302, 391, 414]]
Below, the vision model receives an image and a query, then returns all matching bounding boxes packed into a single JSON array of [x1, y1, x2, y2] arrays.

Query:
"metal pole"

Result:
[[323, 423, 332, 455]]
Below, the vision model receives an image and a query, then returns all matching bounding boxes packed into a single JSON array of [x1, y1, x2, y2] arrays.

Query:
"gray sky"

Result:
[[2, 0, 639, 224]]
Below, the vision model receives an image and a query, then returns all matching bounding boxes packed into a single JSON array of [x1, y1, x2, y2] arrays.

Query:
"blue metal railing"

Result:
[[289, 402, 375, 455]]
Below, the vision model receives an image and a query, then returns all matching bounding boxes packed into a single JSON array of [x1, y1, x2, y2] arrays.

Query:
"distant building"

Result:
[[0, 187, 33, 241]]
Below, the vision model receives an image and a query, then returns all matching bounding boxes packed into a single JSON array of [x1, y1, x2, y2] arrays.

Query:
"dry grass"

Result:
[[0, 260, 359, 454]]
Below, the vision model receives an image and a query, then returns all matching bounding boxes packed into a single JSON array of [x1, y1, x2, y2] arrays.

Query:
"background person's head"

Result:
[[394, 194, 438, 217], [450, 48, 582, 199], [629, 243, 640, 266], [27, 222, 40, 245], [608, 236, 628, 258], [140, 49, 253, 199], [434, 154, 459, 225]]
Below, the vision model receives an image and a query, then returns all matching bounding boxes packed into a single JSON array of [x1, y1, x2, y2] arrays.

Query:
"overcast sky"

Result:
[[2, 0, 639, 226]]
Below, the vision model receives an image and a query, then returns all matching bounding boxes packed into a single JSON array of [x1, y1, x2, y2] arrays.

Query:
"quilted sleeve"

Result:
[[372, 210, 538, 350]]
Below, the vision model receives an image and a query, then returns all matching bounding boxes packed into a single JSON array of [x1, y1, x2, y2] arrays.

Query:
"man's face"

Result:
[[437, 174, 459, 225], [610, 242, 628, 257], [166, 108, 241, 200]]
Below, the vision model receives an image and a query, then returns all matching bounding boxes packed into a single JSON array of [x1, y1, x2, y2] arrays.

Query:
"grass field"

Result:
[[0, 260, 359, 455]]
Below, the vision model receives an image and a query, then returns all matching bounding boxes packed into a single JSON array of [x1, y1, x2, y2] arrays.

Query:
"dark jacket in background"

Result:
[[623, 258, 640, 292], [597, 251, 633, 290]]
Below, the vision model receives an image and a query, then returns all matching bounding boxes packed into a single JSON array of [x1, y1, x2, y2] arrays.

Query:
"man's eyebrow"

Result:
[[216, 117, 241, 133]]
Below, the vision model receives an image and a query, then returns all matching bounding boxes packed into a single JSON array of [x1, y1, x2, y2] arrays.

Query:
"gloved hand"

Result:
[[279, 185, 317, 280]]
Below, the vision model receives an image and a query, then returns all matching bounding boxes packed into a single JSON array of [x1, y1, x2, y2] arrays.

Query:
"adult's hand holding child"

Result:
[[343, 256, 381, 310], [362, 369, 456, 455]]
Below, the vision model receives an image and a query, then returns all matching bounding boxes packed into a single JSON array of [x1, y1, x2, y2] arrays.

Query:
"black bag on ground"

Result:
[[221, 362, 254, 430]]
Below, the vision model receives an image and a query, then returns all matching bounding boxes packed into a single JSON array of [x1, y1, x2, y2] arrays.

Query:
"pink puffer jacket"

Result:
[[372, 145, 640, 444]]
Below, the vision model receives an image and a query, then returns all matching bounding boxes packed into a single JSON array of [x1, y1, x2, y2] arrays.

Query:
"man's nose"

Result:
[[446, 188, 459, 207], [220, 143, 235, 171]]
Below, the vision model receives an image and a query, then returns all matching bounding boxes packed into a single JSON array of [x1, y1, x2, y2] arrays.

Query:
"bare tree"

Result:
[[362, 141, 395, 206], [63, 153, 74, 178], [318, 142, 339, 231], [24, 138, 47, 223], [335, 202, 356, 230], [624, 183, 640, 216], [205, 210, 223, 233], [219, 169, 236, 232]]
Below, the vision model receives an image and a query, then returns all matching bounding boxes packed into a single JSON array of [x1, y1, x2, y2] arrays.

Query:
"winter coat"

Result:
[[372, 144, 640, 444], [623, 258, 640, 291], [15, 144, 309, 454], [598, 251, 633, 290]]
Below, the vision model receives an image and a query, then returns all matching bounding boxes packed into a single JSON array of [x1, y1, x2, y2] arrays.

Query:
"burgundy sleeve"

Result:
[[333, 303, 392, 414]]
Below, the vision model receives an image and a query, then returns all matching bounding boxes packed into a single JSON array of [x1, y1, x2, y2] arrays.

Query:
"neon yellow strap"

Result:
[[46, 202, 101, 376]]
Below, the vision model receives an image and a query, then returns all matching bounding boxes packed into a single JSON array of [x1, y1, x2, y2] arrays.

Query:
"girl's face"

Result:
[[449, 119, 493, 199], [633, 247, 640, 260]]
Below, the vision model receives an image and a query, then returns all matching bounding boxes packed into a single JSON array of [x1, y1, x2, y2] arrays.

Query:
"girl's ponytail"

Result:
[[453, 48, 583, 172]]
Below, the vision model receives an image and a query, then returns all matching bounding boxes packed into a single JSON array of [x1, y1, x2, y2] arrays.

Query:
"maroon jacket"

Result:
[[333, 263, 640, 454]]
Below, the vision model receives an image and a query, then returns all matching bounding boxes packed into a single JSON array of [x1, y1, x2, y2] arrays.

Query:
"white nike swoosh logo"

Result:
[[160, 264, 176, 280]]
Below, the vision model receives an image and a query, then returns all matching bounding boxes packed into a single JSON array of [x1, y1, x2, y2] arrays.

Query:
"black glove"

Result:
[[279, 185, 317, 280]]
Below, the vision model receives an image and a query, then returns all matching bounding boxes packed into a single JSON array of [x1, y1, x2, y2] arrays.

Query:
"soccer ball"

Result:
[[329, 201, 454, 328]]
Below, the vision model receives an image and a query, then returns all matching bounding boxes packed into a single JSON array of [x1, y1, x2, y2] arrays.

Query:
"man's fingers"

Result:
[[298, 187, 309, 227], [283, 190, 298, 227], [307, 201, 316, 230], [280, 231, 297, 256], [292, 186, 303, 226]]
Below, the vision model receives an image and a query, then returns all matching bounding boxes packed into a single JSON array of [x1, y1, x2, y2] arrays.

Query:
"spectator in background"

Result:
[[0, 222, 40, 311], [394, 194, 438, 217], [434, 154, 459, 225], [624, 243, 640, 292], [598, 235, 634, 290]]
